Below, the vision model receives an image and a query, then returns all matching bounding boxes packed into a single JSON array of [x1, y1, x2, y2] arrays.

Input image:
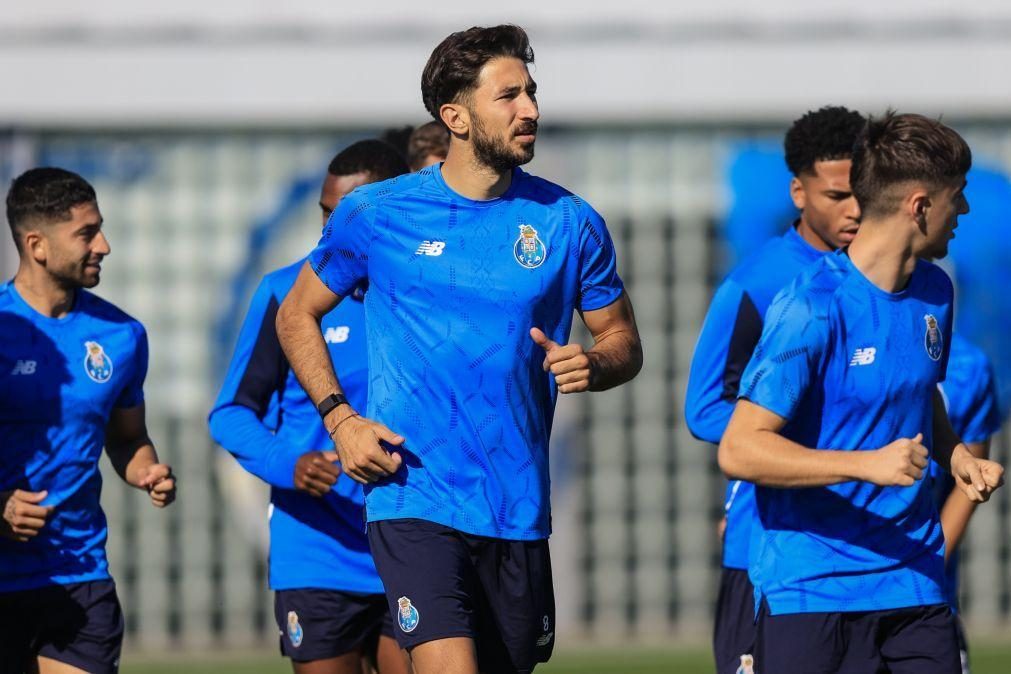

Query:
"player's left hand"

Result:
[[530, 327, 594, 393], [138, 463, 176, 508], [951, 445, 1004, 503]]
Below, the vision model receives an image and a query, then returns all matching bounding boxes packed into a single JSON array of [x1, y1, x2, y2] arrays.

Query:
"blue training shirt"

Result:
[[740, 252, 953, 615], [308, 164, 624, 540], [0, 281, 147, 592], [209, 260, 382, 593], [930, 333, 1002, 611], [685, 225, 824, 570]]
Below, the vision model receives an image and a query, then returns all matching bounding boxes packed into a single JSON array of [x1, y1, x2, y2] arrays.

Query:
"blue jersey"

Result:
[[308, 165, 624, 540], [209, 260, 381, 593], [740, 252, 954, 615], [929, 333, 1002, 611], [686, 225, 824, 570], [0, 282, 147, 592]]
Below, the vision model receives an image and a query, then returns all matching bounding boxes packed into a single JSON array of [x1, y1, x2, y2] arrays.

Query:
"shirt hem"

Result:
[[763, 591, 947, 616], [366, 510, 550, 541], [0, 570, 111, 594]]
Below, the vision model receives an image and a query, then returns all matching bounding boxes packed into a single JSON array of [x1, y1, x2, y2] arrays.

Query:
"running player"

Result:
[[684, 105, 865, 674], [209, 140, 410, 674], [0, 167, 176, 674], [276, 24, 642, 674], [719, 112, 1004, 673], [406, 121, 450, 171]]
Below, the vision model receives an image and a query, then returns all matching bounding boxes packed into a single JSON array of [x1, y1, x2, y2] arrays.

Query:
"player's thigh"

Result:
[[472, 536, 555, 674], [35, 657, 90, 674], [35, 581, 123, 674], [276, 588, 389, 665], [409, 636, 478, 674], [289, 653, 362, 674], [367, 519, 478, 653], [879, 604, 961, 674], [753, 600, 846, 674], [712, 567, 757, 674], [372, 629, 411, 674]]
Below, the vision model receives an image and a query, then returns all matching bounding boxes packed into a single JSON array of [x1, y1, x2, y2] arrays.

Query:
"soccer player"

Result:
[[931, 333, 1002, 674], [209, 140, 410, 674], [276, 24, 642, 674], [719, 112, 1004, 673], [684, 106, 865, 674], [0, 168, 175, 674], [406, 121, 450, 172]]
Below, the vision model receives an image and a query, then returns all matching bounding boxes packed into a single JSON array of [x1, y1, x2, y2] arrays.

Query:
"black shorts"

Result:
[[368, 518, 555, 674], [0, 580, 124, 674], [274, 588, 393, 662], [955, 614, 970, 674], [755, 599, 960, 674], [713, 567, 756, 674]]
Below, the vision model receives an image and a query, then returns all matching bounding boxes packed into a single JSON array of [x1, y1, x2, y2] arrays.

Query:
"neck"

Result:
[[846, 217, 918, 293], [440, 143, 513, 200], [13, 263, 77, 318], [794, 214, 834, 252]]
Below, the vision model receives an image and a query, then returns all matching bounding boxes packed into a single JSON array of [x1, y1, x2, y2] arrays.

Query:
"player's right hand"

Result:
[[0, 489, 54, 542], [328, 413, 404, 485], [294, 450, 342, 497], [865, 433, 929, 487]]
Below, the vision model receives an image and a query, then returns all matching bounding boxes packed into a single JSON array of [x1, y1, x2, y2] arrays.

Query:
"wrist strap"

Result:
[[328, 413, 360, 438]]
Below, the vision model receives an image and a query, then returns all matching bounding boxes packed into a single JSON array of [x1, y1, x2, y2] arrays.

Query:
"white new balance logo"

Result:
[[849, 347, 876, 366], [10, 360, 37, 375], [415, 240, 445, 256]]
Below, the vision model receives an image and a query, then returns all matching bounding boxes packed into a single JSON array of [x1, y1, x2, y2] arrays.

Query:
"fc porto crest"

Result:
[[513, 224, 547, 269], [735, 654, 755, 674], [83, 341, 113, 383], [397, 596, 420, 633], [923, 314, 943, 361], [286, 610, 303, 647]]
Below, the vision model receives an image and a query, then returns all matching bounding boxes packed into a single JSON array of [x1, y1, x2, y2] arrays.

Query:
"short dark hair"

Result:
[[7, 167, 96, 248], [327, 139, 408, 182], [421, 25, 534, 123], [784, 106, 866, 176], [407, 121, 450, 171], [851, 111, 972, 220]]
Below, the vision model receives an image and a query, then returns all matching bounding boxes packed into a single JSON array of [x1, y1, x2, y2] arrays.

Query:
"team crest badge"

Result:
[[736, 653, 755, 674], [83, 341, 113, 383], [513, 224, 547, 269], [397, 596, 420, 633], [286, 611, 303, 647], [923, 314, 943, 361]]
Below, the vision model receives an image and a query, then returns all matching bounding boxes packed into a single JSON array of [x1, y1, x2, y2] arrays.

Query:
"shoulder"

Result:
[[78, 291, 145, 332], [520, 171, 601, 220], [949, 333, 993, 373], [915, 259, 955, 298], [261, 258, 306, 297], [0, 282, 16, 310], [350, 170, 433, 207], [725, 235, 790, 287]]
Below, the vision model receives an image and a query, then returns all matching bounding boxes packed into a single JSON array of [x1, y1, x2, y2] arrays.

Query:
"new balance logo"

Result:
[[849, 347, 876, 366], [415, 240, 445, 256], [10, 360, 37, 375], [324, 326, 350, 344]]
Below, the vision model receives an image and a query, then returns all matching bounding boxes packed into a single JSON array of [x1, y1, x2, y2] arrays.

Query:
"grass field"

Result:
[[123, 642, 1011, 674]]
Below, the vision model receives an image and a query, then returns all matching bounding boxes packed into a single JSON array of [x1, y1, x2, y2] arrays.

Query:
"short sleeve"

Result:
[[576, 203, 625, 311], [955, 358, 1003, 443], [115, 322, 148, 408], [308, 189, 375, 297], [738, 289, 829, 422]]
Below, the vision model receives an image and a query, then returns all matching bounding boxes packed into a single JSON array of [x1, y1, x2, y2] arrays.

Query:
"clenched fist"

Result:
[[530, 327, 594, 393], [1, 489, 54, 542], [865, 434, 929, 487]]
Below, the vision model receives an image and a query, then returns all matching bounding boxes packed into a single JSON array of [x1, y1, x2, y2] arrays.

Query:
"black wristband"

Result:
[[316, 393, 349, 420]]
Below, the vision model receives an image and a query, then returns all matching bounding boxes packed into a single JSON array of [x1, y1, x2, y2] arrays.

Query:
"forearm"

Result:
[[111, 441, 160, 489], [939, 439, 991, 561], [587, 328, 642, 391], [276, 300, 345, 407], [931, 388, 965, 472], [719, 428, 867, 488], [208, 405, 299, 489]]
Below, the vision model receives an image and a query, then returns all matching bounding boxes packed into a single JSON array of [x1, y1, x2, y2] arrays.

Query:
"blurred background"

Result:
[[2, 1, 1010, 670]]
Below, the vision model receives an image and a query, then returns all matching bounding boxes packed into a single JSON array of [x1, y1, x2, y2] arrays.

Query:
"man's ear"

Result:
[[789, 176, 806, 211], [909, 188, 930, 230], [23, 230, 47, 265], [440, 103, 470, 138]]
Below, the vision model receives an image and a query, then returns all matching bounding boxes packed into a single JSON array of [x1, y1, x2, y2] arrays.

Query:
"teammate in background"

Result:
[[684, 105, 865, 674], [209, 140, 410, 674], [406, 121, 450, 171], [932, 334, 1002, 674], [0, 168, 175, 674], [276, 24, 642, 674], [720, 113, 1004, 672]]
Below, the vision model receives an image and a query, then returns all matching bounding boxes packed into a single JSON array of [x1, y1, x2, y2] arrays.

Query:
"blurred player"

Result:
[[684, 105, 865, 674], [406, 121, 450, 171], [0, 168, 175, 674], [276, 24, 642, 674], [720, 112, 1004, 673], [209, 140, 410, 674]]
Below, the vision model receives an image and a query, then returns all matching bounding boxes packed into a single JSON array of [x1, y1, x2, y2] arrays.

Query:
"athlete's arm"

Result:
[[105, 403, 176, 508], [931, 389, 1003, 504], [940, 438, 991, 562], [719, 399, 932, 488], [0, 489, 53, 542], [277, 263, 403, 484], [530, 291, 642, 393]]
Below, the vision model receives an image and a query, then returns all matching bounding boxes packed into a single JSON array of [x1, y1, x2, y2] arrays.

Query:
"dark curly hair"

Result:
[[784, 106, 866, 176], [851, 111, 971, 220], [421, 25, 534, 124], [328, 139, 408, 182], [6, 167, 96, 250]]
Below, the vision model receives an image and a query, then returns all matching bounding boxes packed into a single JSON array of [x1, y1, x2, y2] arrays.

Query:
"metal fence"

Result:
[[3, 126, 1009, 650]]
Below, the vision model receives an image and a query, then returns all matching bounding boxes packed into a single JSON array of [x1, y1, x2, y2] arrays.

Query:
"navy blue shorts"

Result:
[[368, 518, 555, 674], [713, 567, 756, 674], [274, 588, 393, 662], [755, 599, 961, 673], [0, 580, 124, 674]]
